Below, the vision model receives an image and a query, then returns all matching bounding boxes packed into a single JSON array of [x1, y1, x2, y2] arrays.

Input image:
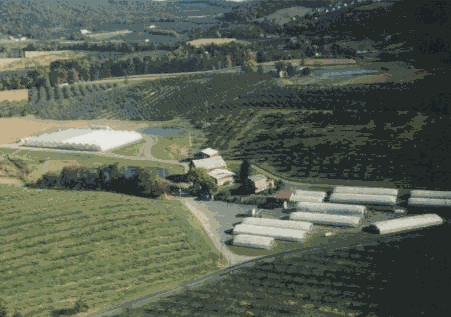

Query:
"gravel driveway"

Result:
[[179, 197, 262, 266]]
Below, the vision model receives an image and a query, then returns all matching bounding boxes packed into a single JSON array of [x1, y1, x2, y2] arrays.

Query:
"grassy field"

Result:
[[150, 128, 207, 161], [110, 139, 147, 156], [0, 148, 185, 177], [0, 185, 225, 316]]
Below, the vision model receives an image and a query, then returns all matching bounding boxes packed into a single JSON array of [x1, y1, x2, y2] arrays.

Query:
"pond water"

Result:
[[312, 68, 379, 78], [140, 127, 182, 137]]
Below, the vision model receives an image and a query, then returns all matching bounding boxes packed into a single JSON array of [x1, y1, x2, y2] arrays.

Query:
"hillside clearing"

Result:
[[0, 186, 225, 316]]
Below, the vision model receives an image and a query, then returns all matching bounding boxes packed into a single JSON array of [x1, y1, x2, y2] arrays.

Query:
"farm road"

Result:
[[0, 136, 190, 174]]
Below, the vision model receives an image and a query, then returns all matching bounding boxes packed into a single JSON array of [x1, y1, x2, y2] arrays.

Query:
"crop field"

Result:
[[85, 30, 133, 40], [0, 51, 86, 71], [0, 186, 224, 316]]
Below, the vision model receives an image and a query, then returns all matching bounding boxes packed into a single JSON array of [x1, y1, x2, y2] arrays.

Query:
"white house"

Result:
[[80, 29, 92, 35]]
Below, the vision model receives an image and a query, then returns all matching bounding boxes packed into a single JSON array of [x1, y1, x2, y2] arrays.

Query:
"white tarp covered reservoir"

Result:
[[21, 127, 143, 152]]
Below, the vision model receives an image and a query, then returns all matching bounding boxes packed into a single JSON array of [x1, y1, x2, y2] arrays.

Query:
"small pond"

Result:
[[312, 68, 379, 78], [140, 127, 182, 137]]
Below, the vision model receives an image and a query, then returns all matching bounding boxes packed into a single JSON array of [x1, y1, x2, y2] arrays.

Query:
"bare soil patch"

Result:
[[0, 116, 148, 145], [0, 89, 28, 102]]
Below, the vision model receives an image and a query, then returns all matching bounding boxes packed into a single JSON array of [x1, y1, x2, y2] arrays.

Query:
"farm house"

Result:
[[20, 127, 143, 152], [190, 155, 235, 186]]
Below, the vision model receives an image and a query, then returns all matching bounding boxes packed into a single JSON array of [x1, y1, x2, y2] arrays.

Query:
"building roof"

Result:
[[117, 221, 451, 317], [273, 190, 294, 200], [200, 147, 219, 157], [208, 169, 235, 180], [192, 156, 227, 170]]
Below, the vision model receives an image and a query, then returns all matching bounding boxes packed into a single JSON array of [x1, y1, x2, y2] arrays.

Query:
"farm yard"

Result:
[[0, 186, 225, 317]]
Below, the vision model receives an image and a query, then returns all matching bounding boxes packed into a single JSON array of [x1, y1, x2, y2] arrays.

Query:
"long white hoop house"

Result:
[[410, 190, 451, 200], [290, 212, 362, 227], [408, 198, 451, 207], [22, 128, 143, 152], [242, 218, 313, 231], [295, 202, 367, 216], [329, 193, 398, 206], [364, 214, 444, 235], [334, 186, 399, 196], [233, 224, 308, 242], [290, 190, 327, 203], [233, 234, 276, 250]]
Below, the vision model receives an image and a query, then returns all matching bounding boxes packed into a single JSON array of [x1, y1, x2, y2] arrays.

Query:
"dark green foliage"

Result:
[[0, 299, 7, 317], [238, 160, 251, 183]]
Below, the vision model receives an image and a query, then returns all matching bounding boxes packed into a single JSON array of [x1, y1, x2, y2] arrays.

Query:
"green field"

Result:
[[0, 148, 185, 176], [110, 139, 146, 156], [0, 185, 225, 316]]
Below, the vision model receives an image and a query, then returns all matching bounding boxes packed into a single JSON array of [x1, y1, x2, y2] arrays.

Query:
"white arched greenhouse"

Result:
[[233, 224, 308, 242], [295, 202, 367, 217], [364, 214, 444, 235], [334, 186, 399, 197], [408, 198, 451, 207], [233, 234, 276, 250], [329, 193, 398, 206], [242, 217, 313, 231], [290, 211, 362, 227], [410, 190, 451, 200]]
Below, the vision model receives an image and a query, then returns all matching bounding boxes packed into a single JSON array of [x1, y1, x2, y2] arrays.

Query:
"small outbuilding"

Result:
[[249, 174, 274, 193], [190, 156, 227, 172], [193, 148, 220, 159]]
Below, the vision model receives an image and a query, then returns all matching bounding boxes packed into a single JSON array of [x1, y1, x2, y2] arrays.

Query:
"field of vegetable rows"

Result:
[[0, 186, 223, 316]]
